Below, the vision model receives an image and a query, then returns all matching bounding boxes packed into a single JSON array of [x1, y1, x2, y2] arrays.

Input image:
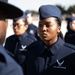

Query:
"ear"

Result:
[[57, 26, 61, 33], [24, 25, 28, 30]]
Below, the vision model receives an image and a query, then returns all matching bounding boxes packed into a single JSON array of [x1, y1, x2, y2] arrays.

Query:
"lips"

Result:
[[40, 33, 47, 37]]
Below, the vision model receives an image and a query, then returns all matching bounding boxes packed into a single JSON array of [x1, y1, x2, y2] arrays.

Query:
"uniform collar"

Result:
[[39, 37, 65, 55], [29, 23, 33, 25], [18, 32, 28, 41]]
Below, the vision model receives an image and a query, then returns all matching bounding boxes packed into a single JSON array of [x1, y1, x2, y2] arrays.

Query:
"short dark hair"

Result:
[[55, 17, 61, 26], [23, 19, 28, 25], [13, 19, 28, 26], [55, 18, 63, 39]]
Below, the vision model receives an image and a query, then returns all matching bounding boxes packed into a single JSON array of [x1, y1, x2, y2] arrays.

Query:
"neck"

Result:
[[43, 36, 58, 46]]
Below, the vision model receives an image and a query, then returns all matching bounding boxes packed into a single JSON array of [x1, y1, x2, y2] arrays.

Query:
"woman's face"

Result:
[[13, 19, 28, 36], [70, 20, 75, 31], [38, 17, 61, 45]]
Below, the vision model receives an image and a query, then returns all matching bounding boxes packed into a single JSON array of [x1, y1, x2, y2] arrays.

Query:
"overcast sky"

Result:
[[8, 0, 75, 11]]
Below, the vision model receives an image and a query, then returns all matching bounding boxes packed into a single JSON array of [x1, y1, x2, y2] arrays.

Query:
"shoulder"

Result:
[[5, 35, 17, 45], [0, 45, 23, 75], [64, 43, 75, 50], [6, 35, 16, 41], [26, 41, 40, 50], [30, 24, 37, 29], [27, 35, 37, 41], [0, 45, 14, 62]]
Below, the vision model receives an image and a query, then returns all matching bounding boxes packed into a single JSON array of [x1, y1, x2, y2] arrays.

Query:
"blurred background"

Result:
[[6, 0, 75, 39]]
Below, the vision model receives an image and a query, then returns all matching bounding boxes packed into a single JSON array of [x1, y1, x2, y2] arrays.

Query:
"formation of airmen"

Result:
[[0, 0, 75, 75]]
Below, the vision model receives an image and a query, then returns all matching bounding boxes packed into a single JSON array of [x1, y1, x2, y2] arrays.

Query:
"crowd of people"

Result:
[[0, 0, 75, 75]]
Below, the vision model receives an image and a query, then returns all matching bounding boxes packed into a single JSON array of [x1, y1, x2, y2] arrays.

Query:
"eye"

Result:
[[46, 24, 50, 27], [46, 22, 52, 27], [13, 23, 18, 27], [45, 24, 52, 28]]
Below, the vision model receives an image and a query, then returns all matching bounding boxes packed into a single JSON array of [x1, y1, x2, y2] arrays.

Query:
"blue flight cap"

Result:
[[70, 17, 75, 21], [39, 5, 62, 20], [13, 12, 26, 22], [25, 10, 31, 16]]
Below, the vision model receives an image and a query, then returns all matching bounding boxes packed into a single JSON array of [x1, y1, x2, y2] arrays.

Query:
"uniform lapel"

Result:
[[50, 43, 75, 66]]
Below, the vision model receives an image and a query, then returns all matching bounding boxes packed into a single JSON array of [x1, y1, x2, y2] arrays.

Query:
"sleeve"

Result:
[[0, 49, 24, 75], [0, 62, 24, 75]]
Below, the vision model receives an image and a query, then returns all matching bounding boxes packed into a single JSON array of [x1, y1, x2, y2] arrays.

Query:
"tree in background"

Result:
[[67, 5, 75, 14]]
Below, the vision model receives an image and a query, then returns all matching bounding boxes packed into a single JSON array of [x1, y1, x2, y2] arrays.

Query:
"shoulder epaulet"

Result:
[[26, 41, 39, 49], [27, 35, 37, 41], [64, 43, 75, 50]]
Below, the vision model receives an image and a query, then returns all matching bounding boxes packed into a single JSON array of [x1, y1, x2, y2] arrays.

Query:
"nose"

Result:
[[13, 26, 17, 29], [42, 25, 47, 31]]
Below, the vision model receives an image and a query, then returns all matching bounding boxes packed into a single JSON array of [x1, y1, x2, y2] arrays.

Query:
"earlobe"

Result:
[[57, 26, 61, 33], [25, 25, 28, 30]]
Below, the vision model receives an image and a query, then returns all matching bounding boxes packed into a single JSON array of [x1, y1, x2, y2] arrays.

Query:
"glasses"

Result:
[[13, 23, 25, 28]]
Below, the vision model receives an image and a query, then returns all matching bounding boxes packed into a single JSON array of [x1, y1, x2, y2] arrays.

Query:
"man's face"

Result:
[[26, 13, 32, 24], [38, 17, 61, 45], [0, 11, 7, 45], [13, 18, 28, 36], [70, 20, 75, 31]]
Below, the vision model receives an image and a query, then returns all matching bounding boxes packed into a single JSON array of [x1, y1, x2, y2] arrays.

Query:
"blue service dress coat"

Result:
[[26, 23, 40, 40], [26, 37, 75, 75], [65, 29, 75, 45], [5, 32, 37, 75], [0, 45, 23, 75]]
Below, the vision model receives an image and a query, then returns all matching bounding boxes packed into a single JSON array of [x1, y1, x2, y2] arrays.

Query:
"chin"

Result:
[[41, 38, 49, 41], [15, 33, 20, 36]]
